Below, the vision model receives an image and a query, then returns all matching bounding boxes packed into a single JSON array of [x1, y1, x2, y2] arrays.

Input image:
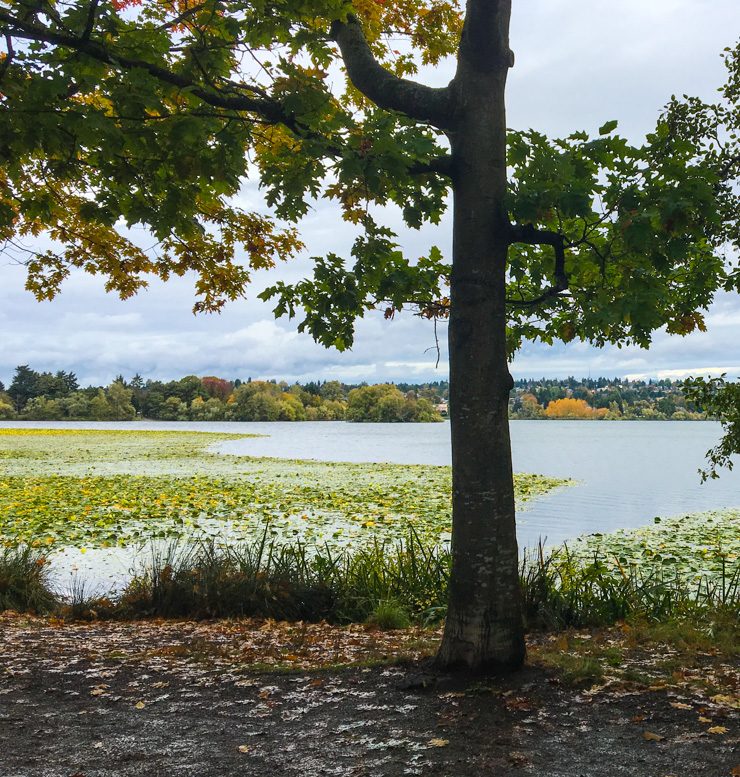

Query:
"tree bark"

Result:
[[435, 0, 525, 672]]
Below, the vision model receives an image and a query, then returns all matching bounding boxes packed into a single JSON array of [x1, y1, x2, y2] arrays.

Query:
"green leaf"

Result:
[[599, 120, 619, 135]]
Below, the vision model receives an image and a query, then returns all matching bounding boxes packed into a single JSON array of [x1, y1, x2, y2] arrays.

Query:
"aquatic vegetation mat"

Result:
[[568, 510, 739, 588], [0, 429, 565, 550]]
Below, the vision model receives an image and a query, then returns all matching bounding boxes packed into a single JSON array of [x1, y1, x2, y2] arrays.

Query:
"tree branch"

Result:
[[331, 15, 453, 129], [408, 155, 453, 177], [505, 286, 570, 308], [0, 11, 454, 179], [0, 31, 14, 81], [156, 3, 209, 32], [81, 0, 99, 42], [0, 11, 284, 118], [507, 224, 569, 307]]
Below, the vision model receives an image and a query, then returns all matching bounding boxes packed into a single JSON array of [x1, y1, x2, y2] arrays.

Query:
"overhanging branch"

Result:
[[331, 15, 453, 129], [408, 155, 453, 177], [507, 223, 569, 307], [0, 11, 286, 119], [0, 11, 453, 179], [81, 0, 99, 42]]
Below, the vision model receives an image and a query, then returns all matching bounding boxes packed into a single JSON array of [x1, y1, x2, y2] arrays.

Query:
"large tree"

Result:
[[1, 1, 738, 670]]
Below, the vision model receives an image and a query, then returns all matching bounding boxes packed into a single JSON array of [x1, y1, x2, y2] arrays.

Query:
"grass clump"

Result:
[[118, 537, 338, 621], [61, 577, 117, 621], [367, 600, 411, 630], [536, 652, 605, 686], [626, 607, 739, 657], [0, 546, 57, 613]]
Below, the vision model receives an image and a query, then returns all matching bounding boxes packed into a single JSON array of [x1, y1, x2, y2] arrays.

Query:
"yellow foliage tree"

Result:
[[544, 398, 607, 420]]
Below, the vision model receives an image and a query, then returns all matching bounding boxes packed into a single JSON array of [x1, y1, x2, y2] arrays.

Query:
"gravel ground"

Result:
[[0, 616, 737, 777]]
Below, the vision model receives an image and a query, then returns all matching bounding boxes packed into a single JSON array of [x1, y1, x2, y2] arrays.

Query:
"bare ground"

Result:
[[0, 614, 737, 777]]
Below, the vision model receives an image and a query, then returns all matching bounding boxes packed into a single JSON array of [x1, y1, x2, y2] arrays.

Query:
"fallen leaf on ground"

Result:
[[237, 745, 251, 753], [428, 738, 449, 748], [669, 702, 692, 710], [711, 694, 739, 709], [706, 726, 727, 735], [134, 701, 145, 710], [698, 716, 712, 724], [642, 731, 665, 742]]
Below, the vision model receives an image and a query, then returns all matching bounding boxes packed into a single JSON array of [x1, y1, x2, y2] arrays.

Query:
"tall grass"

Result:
[[520, 542, 740, 629], [0, 546, 57, 613], [116, 528, 450, 623], [1, 535, 737, 631]]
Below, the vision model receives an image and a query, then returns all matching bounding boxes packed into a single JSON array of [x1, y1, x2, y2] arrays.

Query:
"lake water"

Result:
[[214, 420, 740, 548], [5, 419, 739, 551]]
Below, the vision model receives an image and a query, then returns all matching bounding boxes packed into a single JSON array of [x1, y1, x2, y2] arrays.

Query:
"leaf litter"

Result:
[[0, 612, 737, 776]]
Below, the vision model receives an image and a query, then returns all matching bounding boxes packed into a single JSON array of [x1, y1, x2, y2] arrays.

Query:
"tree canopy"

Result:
[[1, 2, 738, 351]]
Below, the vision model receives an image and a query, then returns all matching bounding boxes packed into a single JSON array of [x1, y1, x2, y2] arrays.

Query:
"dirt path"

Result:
[[0, 615, 736, 777]]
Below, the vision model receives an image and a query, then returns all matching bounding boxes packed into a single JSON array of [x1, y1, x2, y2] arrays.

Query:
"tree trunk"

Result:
[[435, 0, 525, 672]]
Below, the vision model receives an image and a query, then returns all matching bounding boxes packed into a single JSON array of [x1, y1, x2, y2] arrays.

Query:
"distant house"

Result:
[[435, 402, 449, 417]]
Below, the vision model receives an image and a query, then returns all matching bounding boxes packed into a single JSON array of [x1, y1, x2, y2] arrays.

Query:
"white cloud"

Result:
[[625, 367, 740, 381]]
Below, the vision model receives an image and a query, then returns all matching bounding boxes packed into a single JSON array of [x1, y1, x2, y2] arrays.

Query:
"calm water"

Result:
[[217, 420, 740, 548], [4, 419, 739, 550]]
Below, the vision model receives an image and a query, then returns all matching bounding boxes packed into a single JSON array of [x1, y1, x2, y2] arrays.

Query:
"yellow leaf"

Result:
[[428, 738, 449, 748], [698, 716, 712, 724], [237, 745, 251, 753], [711, 694, 739, 709], [642, 731, 665, 742], [707, 726, 728, 735], [669, 702, 692, 710], [134, 701, 145, 710]]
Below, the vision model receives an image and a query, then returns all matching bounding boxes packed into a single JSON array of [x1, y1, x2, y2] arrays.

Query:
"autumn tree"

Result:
[[544, 398, 606, 420], [1, 1, 739, 670], [513, 392, 543, 419], [201, 376, 233, 401], [346, 383, 442, 421]]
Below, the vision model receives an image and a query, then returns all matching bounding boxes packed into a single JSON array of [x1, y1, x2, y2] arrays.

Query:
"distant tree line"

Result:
[[0, 367, 445, 423], [509, 377, 706, 420], [0, 368, 716, 423]]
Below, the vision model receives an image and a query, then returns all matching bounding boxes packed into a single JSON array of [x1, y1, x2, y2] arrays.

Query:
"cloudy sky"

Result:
[[2, 0, 740, 387]]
